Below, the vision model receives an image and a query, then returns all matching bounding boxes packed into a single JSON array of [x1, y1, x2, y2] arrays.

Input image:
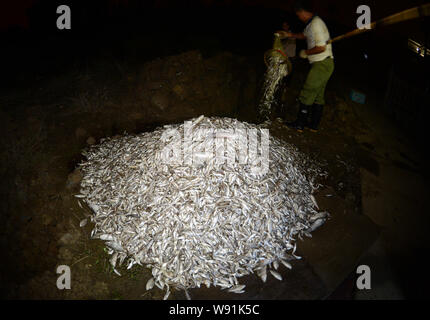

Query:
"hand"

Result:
[[276, 30, 289, 38], [299, 49, 308, 59]]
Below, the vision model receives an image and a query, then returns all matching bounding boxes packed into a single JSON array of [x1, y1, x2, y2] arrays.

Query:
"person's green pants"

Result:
[[299, 57, 334, 106]]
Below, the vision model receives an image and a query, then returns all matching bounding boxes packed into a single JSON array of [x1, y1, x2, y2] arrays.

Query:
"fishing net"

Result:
[[259, 30, 293, 121], [258, 53, 290, 120]]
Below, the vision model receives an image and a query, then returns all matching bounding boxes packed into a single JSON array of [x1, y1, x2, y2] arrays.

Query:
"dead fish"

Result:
[[310, 195, 319, 209], [228, 284, 246, 293], [259, 55, 289, 118], [270, 270, 282, 281], [155, 280, 164, 290], [77, 116, 329, 297], [146, 278, 155, 290], [79, 218, 87, 227], [110, 252, 118, 268], [258, 266, 267, 283], [308, 218, 326, 232], [100, 234, 115, 241], [281, 260, 292, 270], [185, 289, 191, 300], [309, 212, 329, 222], [163, 289, 170, 300], [106, 241, 124, 252]]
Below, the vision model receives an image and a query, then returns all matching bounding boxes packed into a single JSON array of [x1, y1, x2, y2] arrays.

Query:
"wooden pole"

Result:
[[328, 3, 430, 44]]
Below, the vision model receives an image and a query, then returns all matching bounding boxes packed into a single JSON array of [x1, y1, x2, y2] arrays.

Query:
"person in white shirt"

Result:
[[277, 0, 334, 132]]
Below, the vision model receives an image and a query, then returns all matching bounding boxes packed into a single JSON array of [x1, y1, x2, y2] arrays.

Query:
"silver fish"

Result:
[[146, 278, 155, 290], [270, 270, 282, 281], [79, 218, 87, 227], [76, 116, 329, 297], [228, 284, 246, 293]]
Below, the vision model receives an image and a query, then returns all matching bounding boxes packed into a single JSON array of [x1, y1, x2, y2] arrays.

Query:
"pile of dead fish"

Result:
[[258, 56, 289, 119], [76, 116, 328, 299]]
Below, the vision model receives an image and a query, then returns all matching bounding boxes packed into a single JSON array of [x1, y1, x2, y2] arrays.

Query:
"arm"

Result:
[[286, 32, 306, 40], [305, 45, 326, 55], [276, 31, 306, 40]]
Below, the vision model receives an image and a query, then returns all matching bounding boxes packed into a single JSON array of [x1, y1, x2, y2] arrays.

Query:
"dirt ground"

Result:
[[1, 49, 428, 299]]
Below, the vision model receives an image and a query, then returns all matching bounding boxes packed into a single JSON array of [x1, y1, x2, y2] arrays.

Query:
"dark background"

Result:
[[2, 1, 429, 141], [1, 1, 428, 80], [1, 0, 430, 300]]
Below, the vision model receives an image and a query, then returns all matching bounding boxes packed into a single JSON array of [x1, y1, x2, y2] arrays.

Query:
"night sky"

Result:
[[2, 1, 429, 73], [1, 1, 428, 31]]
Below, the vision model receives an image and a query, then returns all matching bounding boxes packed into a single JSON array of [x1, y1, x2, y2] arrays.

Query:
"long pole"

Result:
[[328, 3, 430, 44]]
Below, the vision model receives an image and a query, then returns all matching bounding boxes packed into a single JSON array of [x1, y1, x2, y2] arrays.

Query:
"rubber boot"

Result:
[[308, 104, 323, 132], [285, 103, 309, 132]]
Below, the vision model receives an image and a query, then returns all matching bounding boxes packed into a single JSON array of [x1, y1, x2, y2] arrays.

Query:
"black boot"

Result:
[[308, 104, 323, 132], [285, 103, 309, 132]]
